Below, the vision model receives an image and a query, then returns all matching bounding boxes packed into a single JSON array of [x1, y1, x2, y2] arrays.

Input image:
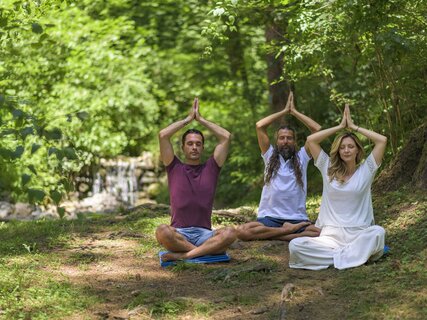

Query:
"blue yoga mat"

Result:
[[159, 251, 231, 267]]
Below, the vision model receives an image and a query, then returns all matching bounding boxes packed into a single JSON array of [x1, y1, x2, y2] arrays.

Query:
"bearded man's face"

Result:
[[278, 144, 296, 160], [276, 128, 296, 160]]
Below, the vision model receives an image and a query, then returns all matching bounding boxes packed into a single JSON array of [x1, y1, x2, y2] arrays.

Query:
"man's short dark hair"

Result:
[[182, 129, 205, 145]]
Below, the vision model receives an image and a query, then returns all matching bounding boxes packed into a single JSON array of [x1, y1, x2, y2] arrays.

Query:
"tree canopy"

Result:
[[1, 0, 426, 207]]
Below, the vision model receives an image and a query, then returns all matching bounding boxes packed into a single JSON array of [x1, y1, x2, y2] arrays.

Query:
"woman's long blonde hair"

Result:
[[328, 132, 365, 183]]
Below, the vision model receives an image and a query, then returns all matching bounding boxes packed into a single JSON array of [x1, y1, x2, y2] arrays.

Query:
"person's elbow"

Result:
[[307, 134, 316, 143], [381, 135, 388, 144], [255, 121, 264, 130], [221, 131, 232, 144], [158, 130, 168, 141], [224, 130, 232, 141], [313, 124, 322, 133], [379, 135, 387, 146]]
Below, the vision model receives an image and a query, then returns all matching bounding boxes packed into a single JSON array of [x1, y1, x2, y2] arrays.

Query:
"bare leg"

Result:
[[155, 224, 196, 252], [161, 226, 236, 262], [275, 224, 321, 241], [237, 221, 311, 241]]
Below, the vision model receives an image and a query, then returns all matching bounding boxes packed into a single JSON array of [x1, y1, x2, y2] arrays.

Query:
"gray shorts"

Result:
[[176, 227, 215, 246]]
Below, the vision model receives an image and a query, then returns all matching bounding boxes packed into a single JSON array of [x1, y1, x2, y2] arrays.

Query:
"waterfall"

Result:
[[92, 172, 102, 195], [90, 153, 158, 207]]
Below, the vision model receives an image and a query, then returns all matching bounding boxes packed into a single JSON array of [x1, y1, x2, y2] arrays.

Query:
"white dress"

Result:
[[289, 150, 385, 270]]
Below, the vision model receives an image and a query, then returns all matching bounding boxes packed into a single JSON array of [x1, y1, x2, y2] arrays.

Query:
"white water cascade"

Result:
[[91, 152, 159, 207]]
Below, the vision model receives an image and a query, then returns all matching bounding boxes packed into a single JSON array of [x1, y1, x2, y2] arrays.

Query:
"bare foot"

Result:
[[161, 252, 187, 262], [282, 221, 311, 233]]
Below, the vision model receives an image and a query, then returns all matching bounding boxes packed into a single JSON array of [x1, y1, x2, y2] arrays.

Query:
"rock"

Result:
[[146, 183, 161, 198], [78, 182, 90, 193], [13, 202, 34, 218], [251, 306, 268, 314], [281, 283, 295, 301], [79, 192, 121, 212], [0, 202, 13, 219], [32, 205, 59, 220], [128, 306, 146, 316]]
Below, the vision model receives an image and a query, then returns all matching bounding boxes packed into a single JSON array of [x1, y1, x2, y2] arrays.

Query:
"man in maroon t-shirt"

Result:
[[156, 97, 236, 262]]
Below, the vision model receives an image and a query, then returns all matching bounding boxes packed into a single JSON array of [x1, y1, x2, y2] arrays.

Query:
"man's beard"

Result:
[[278, 145, 296, 160]]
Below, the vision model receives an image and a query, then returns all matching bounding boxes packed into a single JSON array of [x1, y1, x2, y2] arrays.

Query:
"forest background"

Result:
[[1, 0, 426, 209]]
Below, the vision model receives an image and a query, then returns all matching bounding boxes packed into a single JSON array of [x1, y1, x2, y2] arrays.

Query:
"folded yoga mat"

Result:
[[159, 251, 231, 267]]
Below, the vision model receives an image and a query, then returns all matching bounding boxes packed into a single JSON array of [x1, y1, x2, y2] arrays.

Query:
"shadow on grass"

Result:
[[0, 205, 170, 257], [0, 192, 425, 319], [290, 189, 427, 320]]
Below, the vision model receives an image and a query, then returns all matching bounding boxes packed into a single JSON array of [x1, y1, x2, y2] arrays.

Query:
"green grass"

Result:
[[334, 189, 427, 319], [0, 254, 97, 319], [0, 217, 101, 319], [0, 188, 425, 319], [128, 291, 215, 319]]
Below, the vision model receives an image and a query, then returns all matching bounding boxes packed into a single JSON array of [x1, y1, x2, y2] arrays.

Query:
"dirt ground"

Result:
[[47, 217, 355, 320]]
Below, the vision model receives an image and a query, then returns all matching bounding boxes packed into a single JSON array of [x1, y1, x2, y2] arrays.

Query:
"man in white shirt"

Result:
[[237, 92, 322, 241]]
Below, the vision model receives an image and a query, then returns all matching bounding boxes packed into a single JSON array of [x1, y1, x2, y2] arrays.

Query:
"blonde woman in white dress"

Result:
[[289, 105, 387, 270]]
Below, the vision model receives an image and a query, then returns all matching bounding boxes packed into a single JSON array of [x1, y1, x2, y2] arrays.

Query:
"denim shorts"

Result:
[[257, 216, 310, 233], [176, 227, 215, 246]]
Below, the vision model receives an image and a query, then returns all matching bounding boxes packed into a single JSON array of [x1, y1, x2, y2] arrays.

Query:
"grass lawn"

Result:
[[0, 188, 425, 319]]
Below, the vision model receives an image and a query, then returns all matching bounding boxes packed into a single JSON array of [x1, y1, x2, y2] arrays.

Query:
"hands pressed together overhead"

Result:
[[283, 91, 297, 115], [340, 104, 358, 131], [185, 97, 202, 124]]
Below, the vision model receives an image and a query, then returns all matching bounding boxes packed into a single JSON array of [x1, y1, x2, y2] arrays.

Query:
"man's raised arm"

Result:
[[194, 98, 231, 167], [289, 95, 321, 156], [159, 101, 195, 166], [290, 99, 321, 134], [255, 92, 294, 154]]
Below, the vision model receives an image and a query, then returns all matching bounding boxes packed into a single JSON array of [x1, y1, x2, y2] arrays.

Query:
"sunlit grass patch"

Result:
[[133, 239, 163, 257], [0, 217, 98, 256], [132, 216, 169, 235], [128, 291, 215, 319], [334, 189, 427, 319], [0, 256, 97, 319]]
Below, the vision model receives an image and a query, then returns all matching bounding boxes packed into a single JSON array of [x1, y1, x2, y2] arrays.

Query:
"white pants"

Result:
[[289, 225, 385, 270]]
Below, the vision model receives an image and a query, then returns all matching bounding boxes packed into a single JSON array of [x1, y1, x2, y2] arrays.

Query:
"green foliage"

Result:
[[1, 0, 426, 207], [0, 0, 160, 204], [281, 0, 427, 153]]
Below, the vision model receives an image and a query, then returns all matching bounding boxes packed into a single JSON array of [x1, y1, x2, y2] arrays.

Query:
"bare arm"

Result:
[[195, 99, 231, 167], [289, 97, 322, 157], [290, 104, 322, 133], [158, 102, 195, 166], [256, 92, 294, 154], [307, 106, 347, 161], [346, 106, 387, 165]]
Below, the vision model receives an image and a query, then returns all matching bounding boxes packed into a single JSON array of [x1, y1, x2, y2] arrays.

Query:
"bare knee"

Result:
[[217, 226, 237, 244], [156, 224, 174, 243]]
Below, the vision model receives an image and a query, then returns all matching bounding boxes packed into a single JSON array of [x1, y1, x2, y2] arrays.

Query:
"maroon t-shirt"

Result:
[[166, 156, 221, 230]]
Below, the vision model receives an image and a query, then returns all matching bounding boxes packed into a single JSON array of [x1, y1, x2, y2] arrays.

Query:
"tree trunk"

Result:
[[225, 20, 256, 120], [265, 20, 291, 117]]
